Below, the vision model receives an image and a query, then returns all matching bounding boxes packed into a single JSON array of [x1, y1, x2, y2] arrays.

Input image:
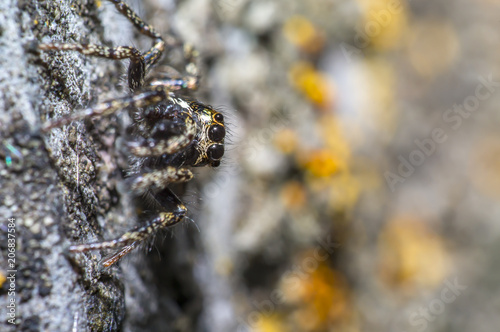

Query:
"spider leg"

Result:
[[107, 0, 165, 69], [146, 44, 200, 91], [109, 0, 201, 77], [38, 42, 146, 90], [41, 88, 165, 131], [128, 114, 196, 157], [148, 76, 199, 91], [39, 0, 167, 90], [100, 242, 139, 268], [69, 188, 187, 266], [107, 0, 201, 82], [131, 167, 193, 194]]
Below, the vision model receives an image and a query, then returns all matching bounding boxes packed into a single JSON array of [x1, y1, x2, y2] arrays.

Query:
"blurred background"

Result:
[[160, 0, 500, 331]]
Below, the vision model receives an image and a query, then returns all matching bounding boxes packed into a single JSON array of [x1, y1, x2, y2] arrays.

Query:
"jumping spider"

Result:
[[40, 0, 225, 268]]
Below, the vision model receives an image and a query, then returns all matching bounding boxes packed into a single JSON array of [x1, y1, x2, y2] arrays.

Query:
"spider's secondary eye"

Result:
[[208, 124, 225, 142], [214, 113, 224, 123], [207, 144, 224, 161]]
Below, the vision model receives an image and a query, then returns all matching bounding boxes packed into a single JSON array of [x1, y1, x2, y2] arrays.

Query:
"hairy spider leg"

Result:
[[38, 40, 198, 93], [69, 188, 187, 266], [39, 0, 166, 90], [39, 42, 146, 90], [42, 88, 197, 158], [146, 44, 200, 92], [110, 0, 202, 90], [41, 89, 165, 131], [107, 0, 165, 70], [100, 242, 139, 268], [131, 167, 193, 193], [128, 114, 197, 157]]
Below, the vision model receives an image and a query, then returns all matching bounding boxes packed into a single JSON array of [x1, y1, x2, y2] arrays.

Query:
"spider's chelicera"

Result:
[[39, 0, 225, 267]]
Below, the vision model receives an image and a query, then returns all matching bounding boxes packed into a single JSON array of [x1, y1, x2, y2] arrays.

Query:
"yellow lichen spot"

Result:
[[288, 61, 335, 110], [0, 271, 6, 289], [273, 128, 298, 154], [302, 149, 339, 178], [378, 217, 449, 292], [355, 0, 408, 51], [251, 314, 286, 332], [34, 19, 39, 25], [281, 181, 307, 211], [318, 115, 351, 165], [283, 15, 325, 54], [95, 0, 102, 8], [406, 20, 459, 78], [280, 258, 355, 331]]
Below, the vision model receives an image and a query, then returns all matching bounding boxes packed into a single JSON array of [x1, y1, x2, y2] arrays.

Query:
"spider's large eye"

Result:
[[208, 124, 225, 142], [207, 144, 224, 161], [214, 113, 224, 123]]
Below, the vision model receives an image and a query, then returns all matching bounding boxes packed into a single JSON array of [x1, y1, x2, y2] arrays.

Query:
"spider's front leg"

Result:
[[147, 44, 201, 91], [128, 109, 197, 157], [69, 187, 188, 268], [38, 42, 147, 90], [39, 0, 166, 90], [41, 88, 167, 131]]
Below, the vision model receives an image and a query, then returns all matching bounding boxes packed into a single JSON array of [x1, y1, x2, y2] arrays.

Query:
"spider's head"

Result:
[[189, 102, 225, 167]]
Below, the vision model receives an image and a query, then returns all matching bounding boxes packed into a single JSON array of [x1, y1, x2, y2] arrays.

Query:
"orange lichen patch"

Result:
[[355, 0, 408, 51], [273, 128, 299, 154], [406, 20, 459, 78], [0, 271, 6, 289], [301, 149, 339, 178], [281, 181, 307, 211], [296, 116, 351, 179], [318, 115, 351, 164], [288, 61, 335, 110], [283, 15, 325, 54], [251, 314, 286, 332], [378, 217, 449, 292], [280, 259, 354, 331]]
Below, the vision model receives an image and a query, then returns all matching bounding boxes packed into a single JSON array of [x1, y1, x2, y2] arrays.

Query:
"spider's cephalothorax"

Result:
[[187, 101, 226, 167], [39, 0, 225, 267]]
